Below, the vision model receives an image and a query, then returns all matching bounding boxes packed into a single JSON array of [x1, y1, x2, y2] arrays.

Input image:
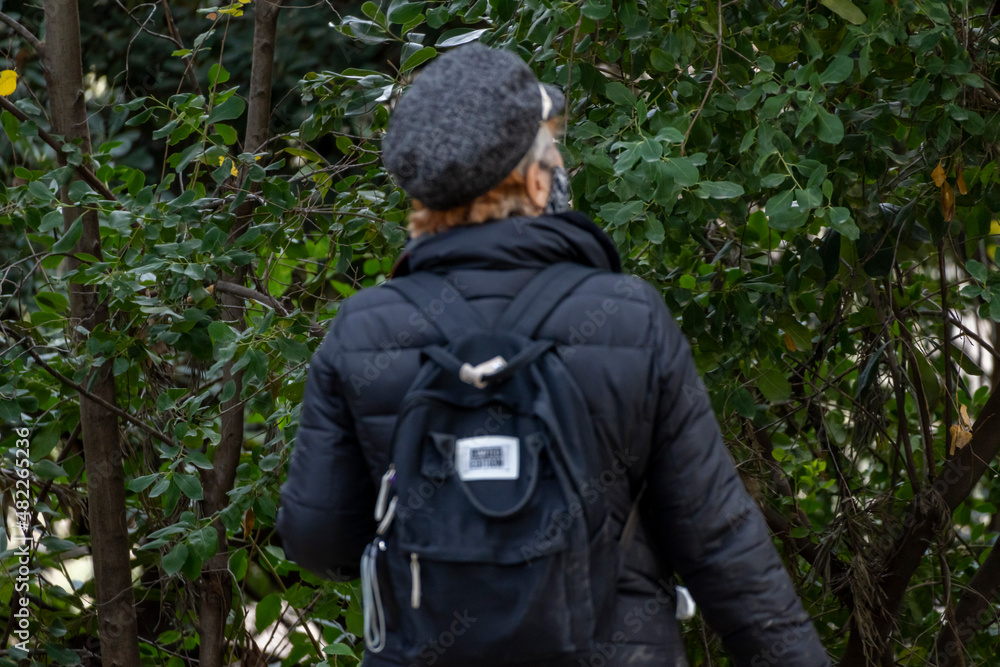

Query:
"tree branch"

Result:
[[842, 386, 1000, 663], [680, 0, 722, 156], [933, 543, 1000, 665], [0, 96, 118, 202], [22, 344, 177, 449], [0, 12, 44, 56], [212, 280, 326, 338]]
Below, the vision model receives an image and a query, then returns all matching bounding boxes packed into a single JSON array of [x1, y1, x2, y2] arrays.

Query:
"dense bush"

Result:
[[1, 0, 998, 664]]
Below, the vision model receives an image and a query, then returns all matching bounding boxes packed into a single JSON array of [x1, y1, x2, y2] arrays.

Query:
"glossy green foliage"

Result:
[[1, 0, 999, 664]]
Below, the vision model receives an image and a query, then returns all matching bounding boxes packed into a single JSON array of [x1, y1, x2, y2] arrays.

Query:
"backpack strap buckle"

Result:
[[458, 355, 508, 388]]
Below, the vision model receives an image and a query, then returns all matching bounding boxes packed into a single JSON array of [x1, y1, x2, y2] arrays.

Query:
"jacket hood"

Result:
[[390, 211, 623, 277]]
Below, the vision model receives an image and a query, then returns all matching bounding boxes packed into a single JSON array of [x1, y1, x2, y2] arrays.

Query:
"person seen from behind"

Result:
[[276, 43, 830, 667]]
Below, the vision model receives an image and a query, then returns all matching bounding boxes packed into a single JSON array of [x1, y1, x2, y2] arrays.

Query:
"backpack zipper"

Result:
[[410, 553, 421, 609]]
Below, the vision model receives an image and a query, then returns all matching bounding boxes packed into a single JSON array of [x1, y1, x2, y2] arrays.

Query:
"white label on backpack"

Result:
[[455, 436, 519, 481]]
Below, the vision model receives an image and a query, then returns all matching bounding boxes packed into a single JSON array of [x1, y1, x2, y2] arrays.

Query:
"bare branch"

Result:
[[0, 12, 44, 56], [22, 344, 178, 450], [0, 96, 118, 203]]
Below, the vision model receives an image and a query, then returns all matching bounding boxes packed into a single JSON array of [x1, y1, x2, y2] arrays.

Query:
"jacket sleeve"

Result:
[[640, 283, 829, 667], [276, 321, 377, 581]]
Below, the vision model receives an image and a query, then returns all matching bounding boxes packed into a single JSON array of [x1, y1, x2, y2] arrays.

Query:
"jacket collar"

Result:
[[390, 211, 622, 277]]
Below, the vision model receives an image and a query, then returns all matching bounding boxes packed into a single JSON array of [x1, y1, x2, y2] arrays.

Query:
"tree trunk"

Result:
[[840, 387, 1000, 665], [198, 3, 285, 665], [42, 2, 140, 666]]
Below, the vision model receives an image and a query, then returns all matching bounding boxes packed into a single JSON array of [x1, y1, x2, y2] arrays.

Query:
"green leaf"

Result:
[[639, 135, 662, 161], [128, 474, 160, 492], [33, 459, 68, 479], [162, 543, 188, 576], [761, 173, 786, 188], [35, 291, 69, 312], [173, 473, 203, 501], [644, 216, 665, 243], [828, 207, 860, 240], [820, 0, 867, 24], [323, 643, 356, 657], [605, 82, 636, 107], [52, 218, 83, 254], [679, 274, 696, 290], [209, 64, 230, 86], [696, 181, 745, 199], [582, 0, 612, 20], [213, 123, 238, 145], [27, 180, 56, 202], [388, 2, 423, 24], [207, 96, 246, 124], [256, 593, 283, 632], [815, 107, 845, 144], [663, 158, 700, 187], [1, 110, 21, 142], [819, 55, 854, 85], [436, 28, 488, 48], [188, 525, 219, 560], [402, 47, 437, 72], [757, 369, 792, 402], [650, 48, 673, 72], [908, 79, 931, 106], [731, 387, 757, 419], [45, 643, 81, 666], [967, 259, 988, 283]]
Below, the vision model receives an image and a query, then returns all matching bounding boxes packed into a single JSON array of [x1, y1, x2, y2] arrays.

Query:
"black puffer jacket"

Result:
[[276, 212, 829, 667]]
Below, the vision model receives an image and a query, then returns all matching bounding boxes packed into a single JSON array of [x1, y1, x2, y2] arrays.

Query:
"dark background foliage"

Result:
[[1, 0, 999, 664]]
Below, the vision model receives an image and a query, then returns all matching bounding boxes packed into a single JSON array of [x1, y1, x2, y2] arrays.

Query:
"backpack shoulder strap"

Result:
[[384, 271, 488, 341], [495, 262, 604, 337]]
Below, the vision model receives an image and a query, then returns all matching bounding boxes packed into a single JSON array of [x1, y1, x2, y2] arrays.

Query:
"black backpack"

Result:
[[359, 262, 635, 666]]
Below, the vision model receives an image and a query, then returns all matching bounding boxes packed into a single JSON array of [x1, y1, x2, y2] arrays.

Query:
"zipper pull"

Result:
[[375, 464, 395, 521], [410, 553, 421, 609], [376, 497, 397, 536]]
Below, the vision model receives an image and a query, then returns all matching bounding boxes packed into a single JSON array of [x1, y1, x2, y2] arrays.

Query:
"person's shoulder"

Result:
[[320, 281, 412, 347], [335, 280, 406, 318], [577, 270, 663, 307]]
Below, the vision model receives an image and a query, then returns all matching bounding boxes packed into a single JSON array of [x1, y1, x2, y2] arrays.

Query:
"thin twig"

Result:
[[0, 12, 44, 56], [681, 0, 723, 156], [21, 344, 177, 449], [0, 96, 118, 202]]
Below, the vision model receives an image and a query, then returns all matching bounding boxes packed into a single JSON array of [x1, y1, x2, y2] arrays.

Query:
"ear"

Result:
[[524, 162, 551, 212]]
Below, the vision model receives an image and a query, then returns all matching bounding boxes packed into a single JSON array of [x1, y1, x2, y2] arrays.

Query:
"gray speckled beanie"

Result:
[[382, 43, 565, 211]]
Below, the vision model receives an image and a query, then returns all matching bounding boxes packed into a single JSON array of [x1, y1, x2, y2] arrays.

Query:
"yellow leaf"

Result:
[[959, 403, 972, 429], [239, 0, 252, 4], [949, 404, 974, 455], [931, 160, 946, 187], [784, 333, 796, 352], [219, 156, 237, 178], [0, 70, 18, 97], [957, 168, 968, 195], [243, 508, 255, 535], [949, 423, 973, 456], [941, 181, 955, 222]]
